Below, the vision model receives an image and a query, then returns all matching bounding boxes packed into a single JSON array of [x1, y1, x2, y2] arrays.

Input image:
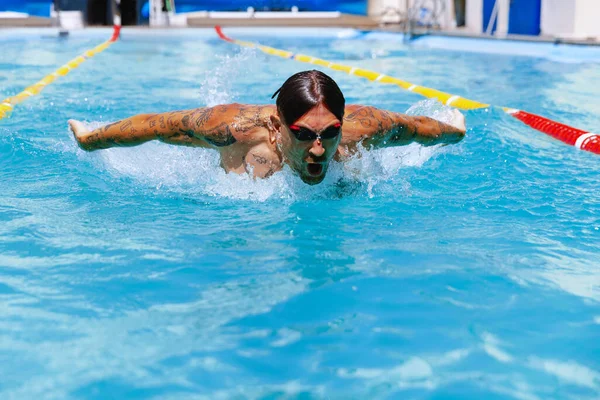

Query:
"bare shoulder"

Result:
[[343, 104, 388, 123], [206, 104, 275, 141], [344, 104, 370, 115], [342, 104, 387, 130], [187, 104, 275, 146], [341, 104, 383, 144], [230, 104, 276, 145]]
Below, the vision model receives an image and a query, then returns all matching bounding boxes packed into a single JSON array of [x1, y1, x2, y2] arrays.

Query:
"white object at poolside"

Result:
[[542, 0, 600, 40], [0, 12, 30, 18], [56, 11, 84, 29]]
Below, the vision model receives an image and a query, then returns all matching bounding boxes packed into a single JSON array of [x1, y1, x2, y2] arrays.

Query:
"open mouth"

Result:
[[306, 163, 324, 176]]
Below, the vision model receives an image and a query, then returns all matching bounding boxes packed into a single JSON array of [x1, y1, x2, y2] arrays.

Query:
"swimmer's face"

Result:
[[275, 104, 343, 185]]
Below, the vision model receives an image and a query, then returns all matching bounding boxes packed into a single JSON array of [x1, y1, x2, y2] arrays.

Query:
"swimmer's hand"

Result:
[[449, 109, 466, 133], [68, 119, 94, 151]]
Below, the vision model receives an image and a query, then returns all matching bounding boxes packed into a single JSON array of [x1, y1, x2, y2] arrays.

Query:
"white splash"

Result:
[[405, 98, 460, 124], [198, 47, 262, 107]]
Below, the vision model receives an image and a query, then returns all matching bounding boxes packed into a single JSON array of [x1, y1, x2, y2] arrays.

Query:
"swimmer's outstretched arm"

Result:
[[68, 106, 242, 151], [342, 105, 466, 148]]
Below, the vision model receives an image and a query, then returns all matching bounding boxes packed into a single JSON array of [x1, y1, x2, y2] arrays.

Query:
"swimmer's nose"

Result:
[[308, 140, 325, 158]]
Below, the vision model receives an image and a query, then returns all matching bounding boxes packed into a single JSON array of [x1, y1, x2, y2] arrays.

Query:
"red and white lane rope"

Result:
[[0, 24, 121, 121], [215, 26, 599, 156], [505, 108, 599, 153]]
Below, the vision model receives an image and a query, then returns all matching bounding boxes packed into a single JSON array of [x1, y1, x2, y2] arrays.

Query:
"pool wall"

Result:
[[2, 26, 600, 64]]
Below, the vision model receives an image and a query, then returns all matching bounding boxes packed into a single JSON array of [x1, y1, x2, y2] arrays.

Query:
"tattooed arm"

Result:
[[342, 105, 466, 148], [68, 105, 248, 151]]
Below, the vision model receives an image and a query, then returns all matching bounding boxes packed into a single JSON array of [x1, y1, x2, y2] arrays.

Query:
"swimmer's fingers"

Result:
[[450, 109, 466, 133], [68, 119, 89, 137], [68, 119, 93, 150]]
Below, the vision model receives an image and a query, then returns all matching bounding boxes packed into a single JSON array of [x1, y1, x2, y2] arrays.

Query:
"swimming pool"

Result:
[[1, 27, 599, 399]]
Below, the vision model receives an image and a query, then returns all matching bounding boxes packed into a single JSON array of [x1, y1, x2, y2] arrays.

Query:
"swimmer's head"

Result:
[[270, 70, 345, 185]]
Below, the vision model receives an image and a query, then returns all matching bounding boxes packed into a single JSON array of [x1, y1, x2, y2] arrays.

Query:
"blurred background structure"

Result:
[[1, 0, 600, 41]]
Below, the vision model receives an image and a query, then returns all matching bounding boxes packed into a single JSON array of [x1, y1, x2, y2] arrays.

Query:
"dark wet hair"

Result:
[[271, 70, 345, 125]]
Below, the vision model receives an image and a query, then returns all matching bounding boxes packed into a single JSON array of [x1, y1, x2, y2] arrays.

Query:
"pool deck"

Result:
[[0, 15, 52, 27], [186, 12, 379, 29]]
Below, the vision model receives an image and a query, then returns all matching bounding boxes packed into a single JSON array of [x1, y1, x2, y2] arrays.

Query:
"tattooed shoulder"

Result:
[[344, 106, 377, 128], [203, 123, 237, 147], [231, 105, 268, 133]]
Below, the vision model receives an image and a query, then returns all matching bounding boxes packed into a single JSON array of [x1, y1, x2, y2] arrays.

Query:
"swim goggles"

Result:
[[288, 122, 342, 141]]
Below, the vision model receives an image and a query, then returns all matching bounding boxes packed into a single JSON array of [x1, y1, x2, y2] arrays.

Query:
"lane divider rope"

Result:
[[215, 26, 599, 155], [0, 24, 121, 121]]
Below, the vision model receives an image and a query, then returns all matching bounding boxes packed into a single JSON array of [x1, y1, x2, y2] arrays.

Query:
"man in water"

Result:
[[69, 70, 466, 185]]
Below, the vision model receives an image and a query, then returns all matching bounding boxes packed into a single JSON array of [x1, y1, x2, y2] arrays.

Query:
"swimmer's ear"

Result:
[[268, 115, 281, 144]]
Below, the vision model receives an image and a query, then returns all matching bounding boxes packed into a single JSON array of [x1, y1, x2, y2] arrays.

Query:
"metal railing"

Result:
[[377, 0, 449, 37]]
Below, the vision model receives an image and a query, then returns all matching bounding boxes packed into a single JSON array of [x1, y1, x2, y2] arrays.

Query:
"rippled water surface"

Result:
[[1, 28, 599, 399]]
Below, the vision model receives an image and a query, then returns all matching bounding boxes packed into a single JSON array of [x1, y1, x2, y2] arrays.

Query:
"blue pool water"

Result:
[[1, 28, 599, 399]]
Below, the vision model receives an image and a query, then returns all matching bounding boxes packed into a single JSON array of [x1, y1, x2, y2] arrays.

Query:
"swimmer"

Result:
[[69, 70, 466, 185]]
